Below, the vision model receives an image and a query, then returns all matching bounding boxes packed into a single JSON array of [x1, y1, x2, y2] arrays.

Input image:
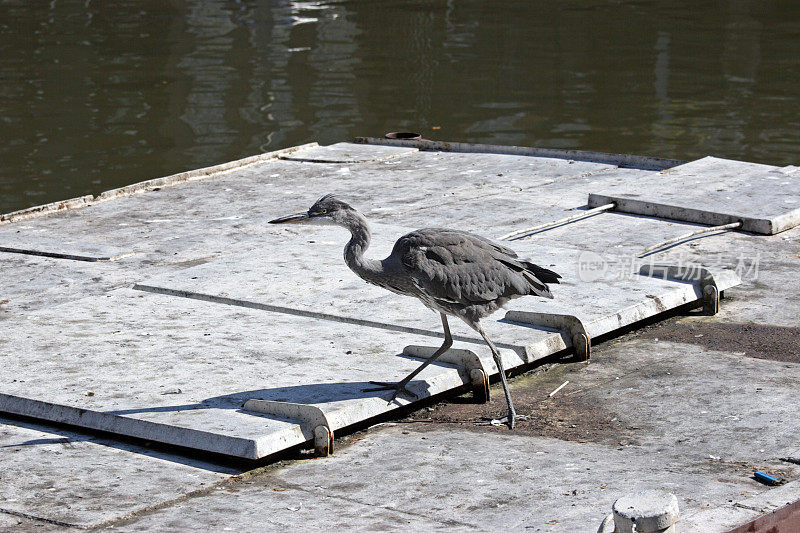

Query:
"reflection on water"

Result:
[[1, 0, 798, 213]]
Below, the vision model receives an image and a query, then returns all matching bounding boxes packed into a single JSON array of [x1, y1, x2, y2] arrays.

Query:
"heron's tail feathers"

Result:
[[521, 262, 561, 299], [496, 256, 561, 298], [522, 271, 555, 299], [523, 262, 561, 284]]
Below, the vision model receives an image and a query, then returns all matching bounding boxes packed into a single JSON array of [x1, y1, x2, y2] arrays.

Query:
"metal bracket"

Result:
[[242, 399, 333, 457], [504, 311, 591, 361], [403, 345, 491, 403], [638, 263, 740, 316]]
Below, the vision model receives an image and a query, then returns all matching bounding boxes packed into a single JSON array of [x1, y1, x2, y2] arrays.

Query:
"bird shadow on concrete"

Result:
[[103, 347, 472, 418], [104, 379, 434, 417], [1, 378, 437, 471]]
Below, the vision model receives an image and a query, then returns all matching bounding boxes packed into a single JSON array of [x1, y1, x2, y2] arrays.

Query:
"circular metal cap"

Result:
[[384, 132, 422, 140], [612, 490, 679, 533]]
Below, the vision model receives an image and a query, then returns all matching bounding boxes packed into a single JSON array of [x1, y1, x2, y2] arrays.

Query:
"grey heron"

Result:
[[269, 194, 561, 428]]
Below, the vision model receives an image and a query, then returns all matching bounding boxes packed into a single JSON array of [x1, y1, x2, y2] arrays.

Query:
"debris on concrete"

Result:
[[548, 380, 570, 397], [754, 471, 784, 486]]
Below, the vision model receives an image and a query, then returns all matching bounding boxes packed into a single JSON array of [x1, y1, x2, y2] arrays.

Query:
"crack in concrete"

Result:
[[82, 445, 477, 531], [0, 507, 86, 530]]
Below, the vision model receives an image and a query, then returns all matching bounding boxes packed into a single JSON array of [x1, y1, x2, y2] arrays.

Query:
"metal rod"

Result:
[[548, 380, 570, 397], [638, 221, 743, 257], [498, 203, 616, 241]]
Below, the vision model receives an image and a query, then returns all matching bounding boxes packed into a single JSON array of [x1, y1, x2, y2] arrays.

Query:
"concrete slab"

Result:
[[0, 144, 619, 317], [0, 143, 318, 226], [0, 512, 72, 532], [1, 235, 739, 462], [232, 336, 798, 533], [682, 480, 800, 532], [588, 156, 800, 234], [111, 457, 459, 531], [0, 288, 519, 459], [106, 419, 799, 532], [572, 341, 800, 465], [0, 416, 233, 528], [0, 253, 135, 317], [278, 141, 418, 163]]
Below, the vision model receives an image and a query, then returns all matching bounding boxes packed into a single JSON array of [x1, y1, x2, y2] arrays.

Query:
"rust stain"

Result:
[[645, 294, 668, 313]]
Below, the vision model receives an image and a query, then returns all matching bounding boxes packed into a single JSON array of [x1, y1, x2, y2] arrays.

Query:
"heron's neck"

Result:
[[342, 210, 384, 282]]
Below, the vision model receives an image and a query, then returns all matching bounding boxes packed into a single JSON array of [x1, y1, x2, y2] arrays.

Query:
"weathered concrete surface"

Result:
[[682, 479, 800, 532], [0, 416, 234, 529], [0, 143, 318, 225], [588, 156, 800, 234], [3, 370, 794, 533], [113, 427, 666, 532], [100, 355, 800, 533], [2, 141, 799, 531], [0, 512, 70, 533], [279, 142, 418, 163], [0, 229, 739, 459], [0, 288, 483, 459], [1, 145, 744, 461], [0, 145, 616, 318]]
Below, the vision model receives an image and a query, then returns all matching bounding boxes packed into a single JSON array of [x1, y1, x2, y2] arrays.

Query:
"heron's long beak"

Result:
[[269, 212, 310, 224]]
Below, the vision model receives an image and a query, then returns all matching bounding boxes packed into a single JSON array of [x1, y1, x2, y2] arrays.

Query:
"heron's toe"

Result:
[[362, 381, 418, 400], [362, 381, 394, 392]]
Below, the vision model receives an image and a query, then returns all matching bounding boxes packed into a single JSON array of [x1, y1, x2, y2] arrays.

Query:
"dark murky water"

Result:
[[1, 1, 798, 214]]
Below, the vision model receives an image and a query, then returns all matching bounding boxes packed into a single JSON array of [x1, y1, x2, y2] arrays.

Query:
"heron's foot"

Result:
[[363, 380, 418, 402], [491, 415, 515, 429], [491, 412, 524, 429]]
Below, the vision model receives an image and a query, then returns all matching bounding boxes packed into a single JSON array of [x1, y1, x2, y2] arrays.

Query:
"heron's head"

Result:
[[269, 194, 354, 226]]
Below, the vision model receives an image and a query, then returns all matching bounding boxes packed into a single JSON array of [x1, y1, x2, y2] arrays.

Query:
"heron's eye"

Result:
[[320, 208, 327, 214]]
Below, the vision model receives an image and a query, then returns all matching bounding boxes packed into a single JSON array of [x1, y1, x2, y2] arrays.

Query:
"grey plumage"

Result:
[[269, 194, 560, 429]]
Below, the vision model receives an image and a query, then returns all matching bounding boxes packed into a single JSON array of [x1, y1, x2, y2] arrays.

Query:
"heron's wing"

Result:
[[463, 232, 520, 258], [393, 229, 555, 304], [435, 229, 562, 285]]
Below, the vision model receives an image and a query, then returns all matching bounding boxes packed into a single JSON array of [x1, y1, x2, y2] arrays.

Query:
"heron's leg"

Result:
[[364, 313, 453, 402], [474, 322, 516, 429]]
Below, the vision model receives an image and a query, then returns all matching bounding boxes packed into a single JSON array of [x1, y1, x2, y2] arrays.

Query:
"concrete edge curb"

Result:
[[0, 143, 319, 226], [680, 478, 800, 532], [353, 137, 685, 171]]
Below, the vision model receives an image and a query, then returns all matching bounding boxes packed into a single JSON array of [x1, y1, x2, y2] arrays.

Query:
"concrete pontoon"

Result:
[[1, 140, 798, 531]]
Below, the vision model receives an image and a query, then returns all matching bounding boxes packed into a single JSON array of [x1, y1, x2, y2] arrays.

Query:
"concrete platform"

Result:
[[1, 242, 738, 459], [0, 415, 234, 529], [588, 156, 800, 234], [1, 288, 481, 459], [83, 327, 800, 531], [2, 140, 798, 531]]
